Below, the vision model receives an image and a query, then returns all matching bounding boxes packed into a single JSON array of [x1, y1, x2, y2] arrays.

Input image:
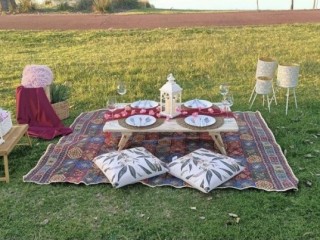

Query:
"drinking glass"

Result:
[[106, 96, 117, 119], [219, 83, 229, 101], [117, 81, 127, 109], [117, 81, 127, 95], [223, 93, 234, 118]]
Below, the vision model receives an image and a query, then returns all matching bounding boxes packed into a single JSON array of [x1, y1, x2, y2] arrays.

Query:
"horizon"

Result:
[[148, 0, 318, 10]]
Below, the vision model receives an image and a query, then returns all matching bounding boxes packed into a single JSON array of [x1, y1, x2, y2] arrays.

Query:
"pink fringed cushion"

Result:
[[21, 65, 53, 88]]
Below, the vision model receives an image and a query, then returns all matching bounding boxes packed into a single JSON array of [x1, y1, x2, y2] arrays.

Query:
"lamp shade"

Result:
[[255, 76, 273, 94], [256, 57, 277, 79], [277, 64, 300, 88]]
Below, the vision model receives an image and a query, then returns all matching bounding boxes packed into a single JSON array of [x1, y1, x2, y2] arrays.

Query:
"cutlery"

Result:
[[200, 117, 204, 127], [203, 117, 210, 126], [196, 99, 206, 108], [143, 100, 148, 108], [185, 100, 195, 108], [145, 117, 151, 125], [189, 117, 196, 126], [135, 100, 141, 108], [129, 117, 136, 126]]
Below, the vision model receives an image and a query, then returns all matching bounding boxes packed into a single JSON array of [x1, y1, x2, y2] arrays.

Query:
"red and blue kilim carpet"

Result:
[[23, 109, 298, 191]]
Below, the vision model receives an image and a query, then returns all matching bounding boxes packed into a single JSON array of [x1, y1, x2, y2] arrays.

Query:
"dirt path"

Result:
[[0, 10, 319, 30]]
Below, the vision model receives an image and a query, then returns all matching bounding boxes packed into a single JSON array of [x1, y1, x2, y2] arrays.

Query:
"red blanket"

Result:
[[16, 86, 72, 140]]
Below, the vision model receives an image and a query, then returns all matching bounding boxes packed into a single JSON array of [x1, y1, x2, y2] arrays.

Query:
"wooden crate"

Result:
[[0, 111, 12, 142], [51, 100, 69, 120]]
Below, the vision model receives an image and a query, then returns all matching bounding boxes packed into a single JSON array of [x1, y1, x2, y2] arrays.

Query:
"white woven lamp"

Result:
[[276, 63, 300, 115], [256, 57, 278, 78], [249, 76, 273, 112], [249, 57, 277, 104], [159, 73, 183, 118]]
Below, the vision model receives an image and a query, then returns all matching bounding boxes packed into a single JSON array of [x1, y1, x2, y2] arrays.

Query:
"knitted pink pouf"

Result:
[[21, 65, 53, 88]]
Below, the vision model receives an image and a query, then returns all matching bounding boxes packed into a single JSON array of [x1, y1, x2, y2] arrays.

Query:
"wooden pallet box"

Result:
[[0, 111, 13, 144]]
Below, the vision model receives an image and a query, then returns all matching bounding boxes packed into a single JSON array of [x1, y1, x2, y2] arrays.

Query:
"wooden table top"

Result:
[[103, 103, 238, 133]]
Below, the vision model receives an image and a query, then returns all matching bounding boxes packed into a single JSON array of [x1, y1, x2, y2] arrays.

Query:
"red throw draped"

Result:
[[16, 86, 72, 140]]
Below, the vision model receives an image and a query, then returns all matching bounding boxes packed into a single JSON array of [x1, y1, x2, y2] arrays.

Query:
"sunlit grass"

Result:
[[0, 24, 319, 239]]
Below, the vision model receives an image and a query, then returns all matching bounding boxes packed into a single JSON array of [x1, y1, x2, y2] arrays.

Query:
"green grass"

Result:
[[0, 24, 319, 239]]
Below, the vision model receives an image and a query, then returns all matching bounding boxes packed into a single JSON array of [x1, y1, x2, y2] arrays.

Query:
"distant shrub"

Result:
[[19, 0, 36, 12], [92, 0, 111, 13], [45, 0, 52, 6], [112, 0, 139, 10], [139, 1, 152, 9], [75, 0, 92, 11], [56, 0, 73, 11], [92, 0, 151, 13]]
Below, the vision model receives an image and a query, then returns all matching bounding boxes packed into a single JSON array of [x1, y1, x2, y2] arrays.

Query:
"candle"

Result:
[[165, 98, 170, 114]]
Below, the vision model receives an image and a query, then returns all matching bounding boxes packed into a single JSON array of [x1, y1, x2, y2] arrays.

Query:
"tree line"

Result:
[[256, 0, 319, 10], [1, 0, 17, 11]]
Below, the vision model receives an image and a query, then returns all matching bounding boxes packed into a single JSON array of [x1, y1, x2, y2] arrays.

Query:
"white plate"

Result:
[[125, 115, 157, 127], [184, 115, 216, 127], [184, 99, 213, 109], [131, 100, 158, 109]]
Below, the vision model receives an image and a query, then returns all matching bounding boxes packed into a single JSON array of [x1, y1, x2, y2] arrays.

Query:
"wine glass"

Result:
[[223, 93, 234, 118], [219, 83, 229, 101], [116, 81, 127, 109], [106, 96, 117, 119]]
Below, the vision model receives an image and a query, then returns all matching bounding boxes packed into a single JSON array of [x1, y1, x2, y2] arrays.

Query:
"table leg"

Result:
[[26, 132, 32, 147], [17, 133, 32, 147], [3, 155, 9, 183], [118, 133, 132, 151], [208, 132, 227, 155]]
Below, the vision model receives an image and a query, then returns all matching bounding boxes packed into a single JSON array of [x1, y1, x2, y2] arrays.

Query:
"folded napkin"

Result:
[[104, 103, 234, 121], [179, 105, 233, 118], [104, 105, 160, 121]]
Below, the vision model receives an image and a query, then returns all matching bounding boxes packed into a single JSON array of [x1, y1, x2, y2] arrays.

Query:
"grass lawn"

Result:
[[0, 24, 319, 239]]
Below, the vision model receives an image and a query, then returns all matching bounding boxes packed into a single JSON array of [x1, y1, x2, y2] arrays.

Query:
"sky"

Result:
[[148, 0, 318, 10]]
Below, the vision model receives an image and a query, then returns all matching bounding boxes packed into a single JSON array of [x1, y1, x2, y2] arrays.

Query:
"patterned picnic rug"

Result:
[[23, 110, 298, 191]]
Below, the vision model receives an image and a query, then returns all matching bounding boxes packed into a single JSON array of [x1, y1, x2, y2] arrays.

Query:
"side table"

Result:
[[0, 124, 32, 183]]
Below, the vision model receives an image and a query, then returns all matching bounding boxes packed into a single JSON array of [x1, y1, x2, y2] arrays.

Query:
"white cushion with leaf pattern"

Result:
[[93, 147, 168, 188], [168, 148, 244, 193]]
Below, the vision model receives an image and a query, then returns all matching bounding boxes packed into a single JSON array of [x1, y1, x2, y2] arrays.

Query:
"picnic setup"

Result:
[[1, 60, 299, 194], [2, 6, 320, 238]]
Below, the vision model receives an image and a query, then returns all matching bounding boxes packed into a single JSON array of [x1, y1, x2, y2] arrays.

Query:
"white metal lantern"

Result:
[[159, 73, 183, 118]]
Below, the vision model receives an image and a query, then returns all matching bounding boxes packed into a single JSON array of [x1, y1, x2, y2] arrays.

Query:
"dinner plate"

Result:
[[184, 99, 213, 109], [125, 115, 156, 127], [184, 115, 216, 127], [130, 100, 158, 109]]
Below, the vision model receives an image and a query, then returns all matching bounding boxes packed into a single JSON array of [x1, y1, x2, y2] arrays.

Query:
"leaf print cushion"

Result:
[[93, 147, 168, 188], [168, 148, 244, 193]]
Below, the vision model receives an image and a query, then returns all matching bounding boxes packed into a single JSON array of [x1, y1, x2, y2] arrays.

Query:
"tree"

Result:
[[0, 0, 17, 12], [313, 0, 318, 9], [0, 0, 8, 11], [290, 0, 294, 10]]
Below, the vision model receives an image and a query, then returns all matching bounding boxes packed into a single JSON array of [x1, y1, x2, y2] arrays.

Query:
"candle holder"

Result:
[[159, 73, 183, 118]]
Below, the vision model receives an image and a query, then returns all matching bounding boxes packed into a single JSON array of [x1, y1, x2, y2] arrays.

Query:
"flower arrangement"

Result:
[[50, 82, 70, 104], [50, 83, 70, 120]]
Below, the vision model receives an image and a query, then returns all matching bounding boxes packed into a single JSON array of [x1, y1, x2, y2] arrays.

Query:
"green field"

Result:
[[0, 24, 319, 239]]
